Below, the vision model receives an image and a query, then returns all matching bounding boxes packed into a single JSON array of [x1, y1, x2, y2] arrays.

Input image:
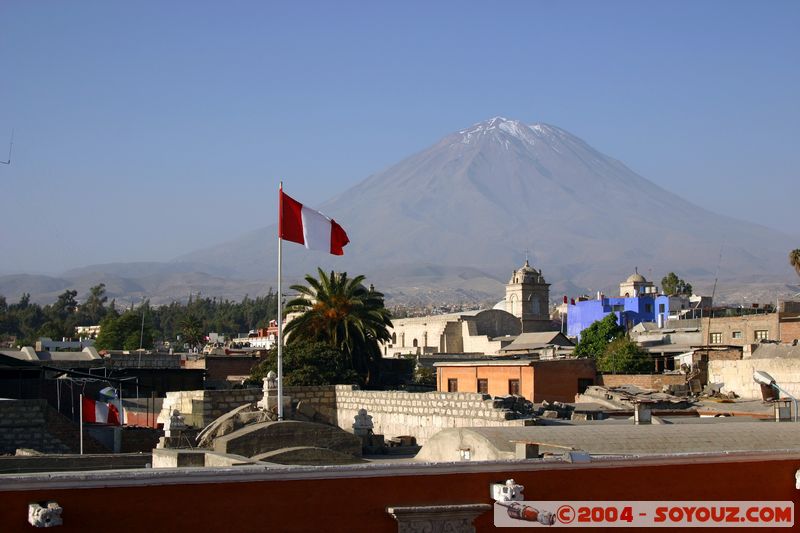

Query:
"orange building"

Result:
[[434, 359, 596, 403]]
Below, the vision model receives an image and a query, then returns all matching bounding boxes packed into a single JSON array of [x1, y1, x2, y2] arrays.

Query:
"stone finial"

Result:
[[502, 479, 525, 501], [258, 371, 289, 412], [265, 371, 278, 391], [352, 408, 374, 437], [28, 501, 63, 528], [164, 409, 187, 438]]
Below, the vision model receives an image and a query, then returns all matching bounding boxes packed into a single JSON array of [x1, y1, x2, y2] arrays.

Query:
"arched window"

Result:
[[509, 295, 517, 316], [392, 332, 397, 345], [412, 338, 418, 348]]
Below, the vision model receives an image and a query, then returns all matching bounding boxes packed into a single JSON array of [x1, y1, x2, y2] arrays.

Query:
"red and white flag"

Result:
[[279, 190, 350, 255], [82, 397, 121, 425]]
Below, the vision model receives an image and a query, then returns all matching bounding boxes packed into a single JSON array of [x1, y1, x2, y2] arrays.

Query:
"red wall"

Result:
[[532, 359, 596, 403], [2, 456, 798, 532]]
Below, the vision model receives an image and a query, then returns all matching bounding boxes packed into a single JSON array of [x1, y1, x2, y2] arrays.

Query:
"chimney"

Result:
[[634, 402, 652, 425]]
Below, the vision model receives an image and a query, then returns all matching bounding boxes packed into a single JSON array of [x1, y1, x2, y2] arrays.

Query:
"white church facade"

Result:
[[382, 260, 555, 357]]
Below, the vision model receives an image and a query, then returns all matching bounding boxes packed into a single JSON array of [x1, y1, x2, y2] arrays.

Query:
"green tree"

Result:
[[283, 269, 392, 385], [36, 289, 80, 339], [597, 337, 652, 374], [79, 283, 108, 325], [5, 294, 45, 345], [179, 314, 204, 350], [248, 340, 360, 386], [790, 249, 800, 278], [661, 272, 693, 296], [574, 313, 625, 359], [95, 311, 153, 350]]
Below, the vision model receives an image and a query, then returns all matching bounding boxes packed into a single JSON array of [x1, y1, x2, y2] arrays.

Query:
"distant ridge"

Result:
[[2, 117, 794, 305]]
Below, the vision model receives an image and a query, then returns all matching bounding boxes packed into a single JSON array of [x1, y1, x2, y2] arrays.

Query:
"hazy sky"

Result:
[[1, 1, 798, 274]]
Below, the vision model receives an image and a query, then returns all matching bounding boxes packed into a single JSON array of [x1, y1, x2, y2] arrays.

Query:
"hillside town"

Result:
[[2, 255, 800, 529]]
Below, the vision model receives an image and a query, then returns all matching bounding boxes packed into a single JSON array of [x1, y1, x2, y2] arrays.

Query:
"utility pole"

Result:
[[139, 297, 146, 350]]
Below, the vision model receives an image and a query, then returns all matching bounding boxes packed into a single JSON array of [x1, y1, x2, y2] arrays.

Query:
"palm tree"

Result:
[[179, 313, 204, 351], [283, 269, 392, 385], [790, 249, 800, 278]]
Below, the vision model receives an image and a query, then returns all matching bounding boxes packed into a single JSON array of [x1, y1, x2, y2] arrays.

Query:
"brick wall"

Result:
[[781, 317, 800, 344], [597, 374, 686, 390], [205, 356, 262, 382], [532, 359, 597, 402], [701, 314, 779, 346]]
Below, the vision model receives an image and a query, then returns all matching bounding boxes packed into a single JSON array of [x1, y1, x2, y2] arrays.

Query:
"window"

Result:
[[754, 330, 769, 341], [732, 331, 742, 340], [508, 379, 520, 396], [477, 379, 488, 394], [659, 304, 666, 313], [612, 305, 624, 312], [577, 378, 593, 394], [710, 332, 722, 344], [447, 378, 458, 392], [644, 304, 653, 313]]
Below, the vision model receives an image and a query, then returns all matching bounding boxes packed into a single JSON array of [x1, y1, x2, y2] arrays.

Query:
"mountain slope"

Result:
[[177, 117, 791, 295]]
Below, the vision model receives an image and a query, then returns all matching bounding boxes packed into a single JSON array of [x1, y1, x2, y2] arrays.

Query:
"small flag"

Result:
[[279, 190, 350, 255], [98, 386, 117, 400], [82, 397, 121, 425]]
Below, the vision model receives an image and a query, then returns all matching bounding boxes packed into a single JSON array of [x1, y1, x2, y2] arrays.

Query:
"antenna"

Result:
[[1, 129, 13, 165], [705, 244, 724, 344]]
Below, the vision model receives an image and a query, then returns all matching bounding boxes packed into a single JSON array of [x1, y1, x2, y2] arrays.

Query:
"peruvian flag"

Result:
[[279, 189, 349, 255], [82, 396, 121, 425]]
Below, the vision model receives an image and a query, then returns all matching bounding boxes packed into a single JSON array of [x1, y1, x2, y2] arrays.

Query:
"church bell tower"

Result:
[[505, 260, 551, 332]]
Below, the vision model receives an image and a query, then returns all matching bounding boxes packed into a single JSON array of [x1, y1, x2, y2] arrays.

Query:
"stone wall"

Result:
[[160, 385, 529, 445], [330, 388, 528, 444], [597, 374, 686, 390], [0, 400, 69, 455], [0, 399, 107, 454], [709, 357, 800, 400], [0, 454, 151, 474], [106, 353, 181, 369], [158, 389, 262, 428]]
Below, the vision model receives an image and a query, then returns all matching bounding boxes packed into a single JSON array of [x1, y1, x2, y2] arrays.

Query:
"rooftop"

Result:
[[416, 421, 800, 461]]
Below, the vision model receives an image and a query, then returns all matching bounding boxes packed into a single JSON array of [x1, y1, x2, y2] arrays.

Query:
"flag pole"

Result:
[[79, 393, 84, 455], [277, 182, 284, 420]]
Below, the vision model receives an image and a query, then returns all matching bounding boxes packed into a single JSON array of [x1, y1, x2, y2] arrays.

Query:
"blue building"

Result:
[[567, 295, 657, 340], [567, 270, 674, 340]]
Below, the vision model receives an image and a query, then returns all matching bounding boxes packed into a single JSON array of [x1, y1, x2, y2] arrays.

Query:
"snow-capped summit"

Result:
[[455, 117, 577, 153], [458, 117, 536, 146], [179, 116, 790, 297]]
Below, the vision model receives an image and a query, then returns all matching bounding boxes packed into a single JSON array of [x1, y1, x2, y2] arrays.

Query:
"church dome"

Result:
[[509, 260, 546, 284], [626, 271, 646, 283]]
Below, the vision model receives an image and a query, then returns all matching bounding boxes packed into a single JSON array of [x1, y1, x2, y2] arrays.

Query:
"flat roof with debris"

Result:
[[416, 421, 800, 462]]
